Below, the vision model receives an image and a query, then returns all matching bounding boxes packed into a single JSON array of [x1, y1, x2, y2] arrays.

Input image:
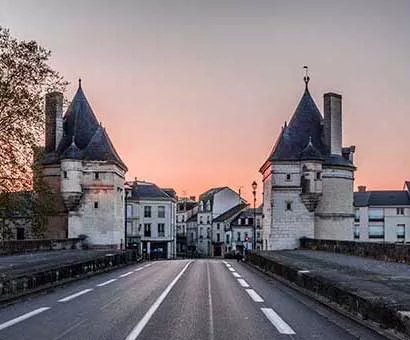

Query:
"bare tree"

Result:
[[0, 26, 67, 192]]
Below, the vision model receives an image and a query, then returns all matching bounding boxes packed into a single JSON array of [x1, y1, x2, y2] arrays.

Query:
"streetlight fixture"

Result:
[[251, 181, 257, 251]]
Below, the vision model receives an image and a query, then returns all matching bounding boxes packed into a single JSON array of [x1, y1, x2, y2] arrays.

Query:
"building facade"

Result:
[[176, 197, 198, 256], [125, 180, 176, 259], [260, 76, 356, 250], [40, 81, 127, 248], [353, 183, 410, 243]]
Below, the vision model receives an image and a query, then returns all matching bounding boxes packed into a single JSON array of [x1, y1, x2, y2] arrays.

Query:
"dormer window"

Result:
[[286, 174, 291, 181], [206, 200, 211, 211], [200, 201, 204, 212]]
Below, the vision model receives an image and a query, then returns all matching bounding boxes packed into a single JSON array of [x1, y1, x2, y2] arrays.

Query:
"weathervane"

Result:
[[303, 66, 310, 88]]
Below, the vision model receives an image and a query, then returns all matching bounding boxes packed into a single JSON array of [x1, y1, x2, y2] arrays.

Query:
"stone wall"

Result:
[[300, 237, 410, 264]]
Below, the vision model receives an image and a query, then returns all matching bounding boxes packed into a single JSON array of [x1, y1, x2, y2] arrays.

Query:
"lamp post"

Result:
[[251, 181, 257, 251]]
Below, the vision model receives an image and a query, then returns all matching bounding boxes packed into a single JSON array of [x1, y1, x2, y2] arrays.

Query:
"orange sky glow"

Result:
[[1, 0, 409, 204]]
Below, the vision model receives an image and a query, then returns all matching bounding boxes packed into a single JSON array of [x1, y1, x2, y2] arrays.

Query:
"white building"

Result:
[[353, 183, 410, 242], [260, 75, 356, 250], [176, 197, 198, 255], [125, 180, 176, 259], [40, 81, 127, 248], [196, 187, 245, 256]]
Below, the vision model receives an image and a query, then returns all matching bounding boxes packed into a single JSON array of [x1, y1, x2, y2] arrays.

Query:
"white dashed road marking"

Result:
[[119, 271, 133, 278], [237, 279, 249, 288], [245, 289, 264, 302], [228, 267, 235, 272], [58, 289, 93, 302], [261, 308, 296, 335], [232, 272, 241, 278], [0, 307, 51, 331], [97, 279, 118, 287]]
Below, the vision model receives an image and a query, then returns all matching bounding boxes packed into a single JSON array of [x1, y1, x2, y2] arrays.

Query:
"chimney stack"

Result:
[[324, 93, 342, 156], [358, 185, 366, 192], [45, 92, 63, 152]]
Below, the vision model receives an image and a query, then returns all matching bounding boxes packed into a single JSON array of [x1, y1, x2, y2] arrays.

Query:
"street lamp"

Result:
[[251, 181, 257, 251]]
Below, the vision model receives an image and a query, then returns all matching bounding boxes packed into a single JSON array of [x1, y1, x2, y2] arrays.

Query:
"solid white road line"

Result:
[[125, 261, 192, 340], [245, 289, 264, 302], [58, 289, 93, 302], [207, 263, 215, 340], [261, 308, 296, 335], [97, 278, 117, 287], [0, 307, 50, 331], [237, 279, 249, 288], [134, 268, 143, 273], [228, 267, 235, 272], [232, 272, 241, 278], [119, 271, 133, 278], [143, 264, 152, 268]]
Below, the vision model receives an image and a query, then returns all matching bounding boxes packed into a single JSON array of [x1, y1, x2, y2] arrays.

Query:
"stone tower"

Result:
[[41, 80, 128, 248], [259, 75, 355, 250]]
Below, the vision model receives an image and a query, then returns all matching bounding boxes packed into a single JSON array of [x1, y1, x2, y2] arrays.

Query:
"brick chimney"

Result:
[[45, 92, 63, 152], [324, 93, 342, 156], [358, 185, 366, 192]]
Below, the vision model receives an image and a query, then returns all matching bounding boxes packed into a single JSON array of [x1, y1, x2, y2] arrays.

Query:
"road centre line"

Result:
[[228, 267, 235, 272], [97, 278, 118, 287], [125, 261, 192, 340], [237, 279, 249, 288], [232, 272, 241, 278], [58, 289, 93, 302], [0, 307, 51, 332], [245, 289, 264, 302], [119, 271, 133, 278], [261, 308, 296, 335]]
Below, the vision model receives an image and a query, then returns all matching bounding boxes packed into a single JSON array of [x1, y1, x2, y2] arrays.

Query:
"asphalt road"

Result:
[[0, 259, 388, 340]]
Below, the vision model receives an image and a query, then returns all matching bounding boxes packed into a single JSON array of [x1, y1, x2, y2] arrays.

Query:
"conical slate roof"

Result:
[[300, 138, 323, 161], [45, 80, 128, 171], [57, 83, 99, 153], [82, 126, 127, 170], [268, 87, 327, 162]]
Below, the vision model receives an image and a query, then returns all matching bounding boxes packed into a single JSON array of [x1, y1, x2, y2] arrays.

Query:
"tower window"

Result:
[[94, 201, 99, 209], [63, 171, 67, 179], [286, 201, 292, 211], [286, 174, 291, 181], [95, 172, 99, 180]]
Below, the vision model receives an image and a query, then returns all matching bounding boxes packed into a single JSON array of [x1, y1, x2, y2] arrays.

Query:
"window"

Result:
[[286, 201, 292, 211], [199, 216, 203, 224], [256, 218, 261, 227], [158, 223, 165, 237], [216, 233, 220, 242], [144, 223, 151, 237], [217, 223, 220, 230], [354, 208, 360, 222], [206, 200, 211, 211], [354, 224, 360, 239], [126, 221, 133, 235], [16, 227, 25, 240], [397, 208, 405, 215], [369, 224, 384, 239], [95, 172, 99, 180], [368, 208, 384, 220], [207, 216, 210, 224], [94, 201, 99, 209], [126, 204, 132, 218], [158, 206, 165, 218], [397, 224, 405, 240], [144, 206, 151, 218], [200, 201, 204, 211], [316, 172, 321, 180], [286, 174, 291, 181], [182, 215, 185, 222], [63, 171, 68, 179], [238, 218, 241, 225], [245, 232, 249, 241], [257, 231, 261, 240], [237, 232, 241, 242], [248, 218, 254, 226], [226, 234, 230, 244]]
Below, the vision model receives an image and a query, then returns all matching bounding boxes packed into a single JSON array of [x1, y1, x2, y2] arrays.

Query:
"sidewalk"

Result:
[[249, 250, 410, 338]]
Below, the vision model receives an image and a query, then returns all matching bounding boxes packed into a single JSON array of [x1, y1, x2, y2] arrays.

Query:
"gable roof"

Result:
[[354, 191, 410, 207], [128, 181, 175, 201], [213, 203, 248, 223]]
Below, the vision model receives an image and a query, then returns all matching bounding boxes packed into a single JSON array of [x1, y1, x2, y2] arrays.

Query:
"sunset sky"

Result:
[[0, 0, 409, 204]]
